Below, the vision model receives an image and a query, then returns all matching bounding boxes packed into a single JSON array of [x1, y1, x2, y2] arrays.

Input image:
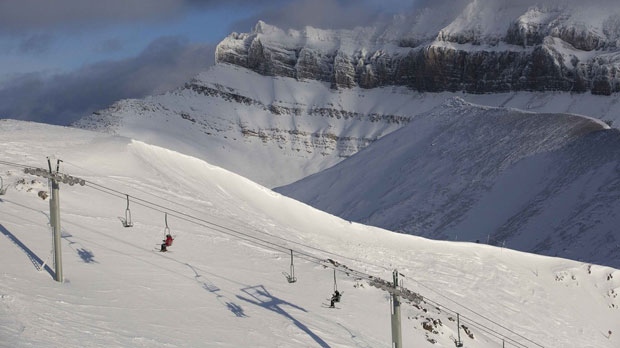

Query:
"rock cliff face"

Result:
[[216, 6, 620, 95]]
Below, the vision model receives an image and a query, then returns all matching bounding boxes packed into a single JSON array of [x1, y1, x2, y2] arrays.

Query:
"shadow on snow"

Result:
[[0, 223, 55, 278], [238, 285, 330, 348]]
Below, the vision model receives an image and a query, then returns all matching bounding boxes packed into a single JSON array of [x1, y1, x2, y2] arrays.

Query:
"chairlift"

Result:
[[121, 194, 133, 227], [333, 268, 338, 292], [283, 249, 297, 283], [0, 176, 7, 195], [330, 269, 342, 304], [163, 213, 173, 246]]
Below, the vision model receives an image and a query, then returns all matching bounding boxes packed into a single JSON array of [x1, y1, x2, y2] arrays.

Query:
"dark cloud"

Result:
[[17, 33, 55, 54], [232, 0, 413, 32], [3, 0, 619, 34], [96, 39, 125, 53], [233, 0, 620, 32], [0, 0, 184, 32], [0, 36, 215, 125], [0, 0, 283, 33]]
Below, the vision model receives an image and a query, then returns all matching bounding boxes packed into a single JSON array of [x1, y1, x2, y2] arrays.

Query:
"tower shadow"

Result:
[[237, 285, 330, 348], [0, 223, 54, 278]]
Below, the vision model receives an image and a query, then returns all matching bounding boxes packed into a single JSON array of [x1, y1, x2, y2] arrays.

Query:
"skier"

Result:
[[329, 290, 341, 308], [159, 234, 173, 252], [164, 234, 174, 247]]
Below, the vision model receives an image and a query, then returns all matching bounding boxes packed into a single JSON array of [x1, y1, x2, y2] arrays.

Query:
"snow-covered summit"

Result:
[[216, 2, 620, 93]]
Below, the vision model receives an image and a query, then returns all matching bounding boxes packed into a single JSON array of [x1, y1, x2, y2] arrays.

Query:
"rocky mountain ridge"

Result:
[[216, 4, 620, 94]]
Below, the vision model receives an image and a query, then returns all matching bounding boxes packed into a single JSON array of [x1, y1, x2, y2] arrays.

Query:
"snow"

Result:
[[277, 98, 620, 269], [1, 119, 619, 347], [76, 63, 620, 190]]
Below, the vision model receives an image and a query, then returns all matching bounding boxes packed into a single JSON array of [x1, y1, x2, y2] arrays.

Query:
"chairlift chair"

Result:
[[163, 213, 173, 246], [0, 176, 7, 195], [283, 249, 297, 283], [121, 195, 133, 227]]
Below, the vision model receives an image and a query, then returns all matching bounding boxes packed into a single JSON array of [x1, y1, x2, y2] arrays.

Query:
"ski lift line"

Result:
[[416, 294, 533, 348], [94, 174, 217, 221], [84, 181, 337, 257], [85, 181, 314, 260], [0, 160, 31, 169], [454, 314, 527, 348], [7, 160, 544, 347], [86, 182, 374, 283], [57, 170, 538, 347], [84, 179, 393, 275], [459, 319, 527, 348], [82, 180, 544, 347], [439, 307, 527, 348], [105, 180, 532, 347], [404, 279, 544, 348], [458, 313, 532, 348], [422, 295, 533, 348], [92, 182, 313, 268]]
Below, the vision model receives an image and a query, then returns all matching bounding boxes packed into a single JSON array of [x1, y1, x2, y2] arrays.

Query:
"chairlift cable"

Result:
[[403, 276, 543, 348], [88, 179, 527, 344], [5, 159, 546, 348], [428, 301, 523, 348], [85, 179, 392, 274], [0, 159, 31, 169]]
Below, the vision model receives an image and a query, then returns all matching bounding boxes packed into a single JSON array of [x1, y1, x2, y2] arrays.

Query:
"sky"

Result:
[[1, 0, 618, 125], [0, 0, 415, 125]]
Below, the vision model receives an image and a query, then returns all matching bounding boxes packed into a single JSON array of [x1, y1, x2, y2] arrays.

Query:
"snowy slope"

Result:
[[277, 98, 620, 269], [75, 63, 620, 189], [1, 119, 619, 347]]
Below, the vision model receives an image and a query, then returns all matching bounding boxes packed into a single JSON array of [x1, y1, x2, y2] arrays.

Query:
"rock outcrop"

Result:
[[216, 6, 620, 95]]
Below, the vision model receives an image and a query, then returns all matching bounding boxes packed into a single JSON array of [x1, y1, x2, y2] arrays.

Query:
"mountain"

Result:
[[276, 98, 620, 269], [216, 4, 620, 94], [1, 119, 619, 347], [73, 62, 620, 189], [73, 63, 412, 188], [74, 2, 620, 188], [73, 2, 620, 269]]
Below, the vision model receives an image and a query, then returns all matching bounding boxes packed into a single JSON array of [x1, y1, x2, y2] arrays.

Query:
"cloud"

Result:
[[96, 39, 125, 54], [17, 33, 55, 55], [0, 36, 215, 125], [0, 0, 184, 32], [232, 0, 413, 32], [230, 0, 620, 33], [0, 0, 285, 33]]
